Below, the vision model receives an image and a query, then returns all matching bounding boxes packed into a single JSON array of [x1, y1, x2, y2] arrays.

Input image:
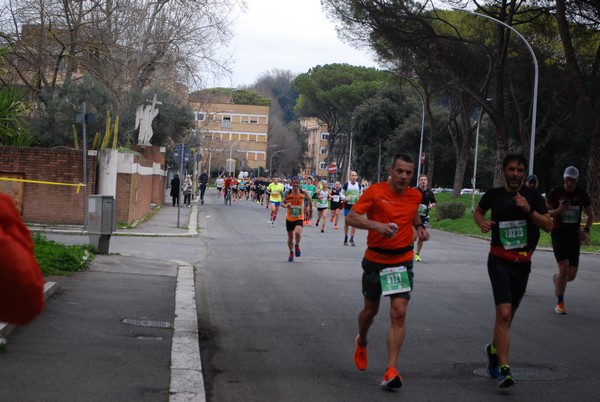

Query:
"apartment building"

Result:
[[300, 117, 329, 178], [191, 98, 270, 177]]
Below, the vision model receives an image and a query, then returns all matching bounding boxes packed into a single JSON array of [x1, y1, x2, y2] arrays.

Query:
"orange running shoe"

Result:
[[554, 301, 567, 314], [353, 335, 367, 371], [381, 366, 403, 389]]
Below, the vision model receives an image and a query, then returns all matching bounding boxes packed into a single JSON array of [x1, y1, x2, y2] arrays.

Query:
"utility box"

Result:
[[88, 195, 116, 254]]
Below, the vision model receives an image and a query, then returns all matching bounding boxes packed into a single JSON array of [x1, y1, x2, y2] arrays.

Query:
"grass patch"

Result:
[[429, 193, 599, 252], [33, 233, 95, 276]]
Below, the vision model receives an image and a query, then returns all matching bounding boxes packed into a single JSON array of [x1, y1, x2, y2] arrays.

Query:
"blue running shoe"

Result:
[[485, 343, 500, 378], [288, 252, 294, 262], [295, 245, 301, 257], [498, 365, 515, 388]]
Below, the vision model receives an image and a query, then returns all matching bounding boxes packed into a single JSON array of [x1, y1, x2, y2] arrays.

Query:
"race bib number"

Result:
[[380, 266, 411, 296], [499, 220, 527, 250], [290, 206, 302, 217], [418, 204, 428, 215], [332, 195, 340, 202], [561, 206, 580, 224]]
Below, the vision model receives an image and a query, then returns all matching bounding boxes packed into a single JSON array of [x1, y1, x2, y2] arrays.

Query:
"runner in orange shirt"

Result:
[[281, 177, 309, 262], [345, 153, 429, 390]]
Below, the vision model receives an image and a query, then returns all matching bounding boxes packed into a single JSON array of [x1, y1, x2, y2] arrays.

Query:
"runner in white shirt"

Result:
[[315, 180, 331, 233]]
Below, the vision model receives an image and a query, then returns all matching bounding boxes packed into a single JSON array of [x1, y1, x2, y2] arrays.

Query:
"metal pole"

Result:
[[346, 133, 353, 183], [229, 138, 242, 177], [467, 10, 539, 174], [177, 144, 184, 228], [472, 106, 484, 213], [269, 149, 285, 178], [82, 102, 88, 228], [389, 72, 426, 182], [377, 139, 382, 182]]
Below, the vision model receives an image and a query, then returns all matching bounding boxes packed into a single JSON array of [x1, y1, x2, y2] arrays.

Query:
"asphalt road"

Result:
[[194, 193, 600, 402], [38, 190, 600, 401]]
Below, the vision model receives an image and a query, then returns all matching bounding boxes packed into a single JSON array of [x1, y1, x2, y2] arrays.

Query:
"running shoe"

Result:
[[334, 224, 338, 230], [307, 220, 312, 226], [315, 219, 320, 226], [288, 252, 294, 262], [353, 335, 367, 371], [554, 301, 567, 314], [271, 222, 275, 227], [268, 218, 273, 224], [380, 367, 402, 389], [350, 238, 355, 247], [485, 343, 500, 378], [321, 227, 324, 233], [295, 245, 301, 257], [344, 235, 348, 246], [415, 253, 422, 262], [498, 365, 514, 388]]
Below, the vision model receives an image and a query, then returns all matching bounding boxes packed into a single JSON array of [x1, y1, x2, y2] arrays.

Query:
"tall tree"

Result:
[[293, 63, 389, 174], [553, 0, 600, 218], [0, 0, 240, 145]]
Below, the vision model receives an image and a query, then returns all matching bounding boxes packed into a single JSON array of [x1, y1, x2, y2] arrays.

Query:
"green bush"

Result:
[[32, 233, 95, 276], [435, 201, 467, 220]]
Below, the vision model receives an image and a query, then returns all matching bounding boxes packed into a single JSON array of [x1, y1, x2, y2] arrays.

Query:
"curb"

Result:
[[169, 262, 206, 402]]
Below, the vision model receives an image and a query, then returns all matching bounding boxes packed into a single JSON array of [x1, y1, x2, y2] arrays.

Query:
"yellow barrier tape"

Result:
[[0, 177, 86, 193]]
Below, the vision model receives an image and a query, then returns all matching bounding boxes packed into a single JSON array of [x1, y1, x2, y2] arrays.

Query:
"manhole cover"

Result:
[[474, 366, 568, 381], [122, 319, 172, 329]]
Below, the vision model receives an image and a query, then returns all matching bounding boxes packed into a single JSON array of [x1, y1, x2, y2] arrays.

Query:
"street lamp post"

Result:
[[228, 138, 243, 177], [471, 106, 485, 213], [269, 149, 286, 178], [391, 72, 426, 181], [463, 9, 539, 174]]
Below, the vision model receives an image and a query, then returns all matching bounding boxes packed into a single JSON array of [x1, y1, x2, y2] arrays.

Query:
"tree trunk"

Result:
[[555, 0, 600, 219]]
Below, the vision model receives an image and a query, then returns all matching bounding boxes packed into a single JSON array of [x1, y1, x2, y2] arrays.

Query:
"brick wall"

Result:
[[1, 145, 166, 225], [115, 146, 166, 224], [0, 146, 96, 224]]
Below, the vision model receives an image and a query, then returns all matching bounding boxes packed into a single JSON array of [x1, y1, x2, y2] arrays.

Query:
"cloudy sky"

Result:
[[210, 0, 379, 87]]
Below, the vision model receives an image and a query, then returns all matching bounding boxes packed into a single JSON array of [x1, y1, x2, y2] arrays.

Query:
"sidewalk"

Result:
[[0, 197, 205, 402]]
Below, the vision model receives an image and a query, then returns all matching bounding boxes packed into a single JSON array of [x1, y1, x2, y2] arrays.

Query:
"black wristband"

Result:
[[415, 223, 425, 230]]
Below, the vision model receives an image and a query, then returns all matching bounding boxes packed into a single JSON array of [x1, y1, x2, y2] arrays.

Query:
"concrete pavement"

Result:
[[0, 196, 205, 402]]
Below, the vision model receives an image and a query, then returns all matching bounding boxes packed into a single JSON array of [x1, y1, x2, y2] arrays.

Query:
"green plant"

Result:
[[428, 193, 599, 252], [435, 201, 466, 220], [32, 233, 95, 276]]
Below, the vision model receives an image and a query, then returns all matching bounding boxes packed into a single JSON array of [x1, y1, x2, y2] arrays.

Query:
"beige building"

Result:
[[191, 98, 270, 177], [300, 117, 330, 178]]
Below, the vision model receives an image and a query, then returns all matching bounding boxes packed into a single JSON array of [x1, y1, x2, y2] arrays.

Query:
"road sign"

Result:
[[327, 163, 337, 174]]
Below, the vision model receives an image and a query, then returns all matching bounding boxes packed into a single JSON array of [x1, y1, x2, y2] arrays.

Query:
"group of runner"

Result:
[[205, 154, 593, 392]]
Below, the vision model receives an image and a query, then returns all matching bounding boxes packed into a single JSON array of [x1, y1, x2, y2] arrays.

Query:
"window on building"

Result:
[[222, 116, 231, 128], [249, 117, 258, 124], [321, 133, 329, 141], [241, 116, 249, 123], [196, 112, 205, 121], [319, 162, 327, 170], [320, 147, 328, 155]]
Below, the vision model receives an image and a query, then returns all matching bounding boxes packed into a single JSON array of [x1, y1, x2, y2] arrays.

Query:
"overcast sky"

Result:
[[209, 0, 379, 88]]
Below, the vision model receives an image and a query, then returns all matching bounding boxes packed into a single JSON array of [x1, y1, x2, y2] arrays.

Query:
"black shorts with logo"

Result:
[[361, 258, 414, 302]]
